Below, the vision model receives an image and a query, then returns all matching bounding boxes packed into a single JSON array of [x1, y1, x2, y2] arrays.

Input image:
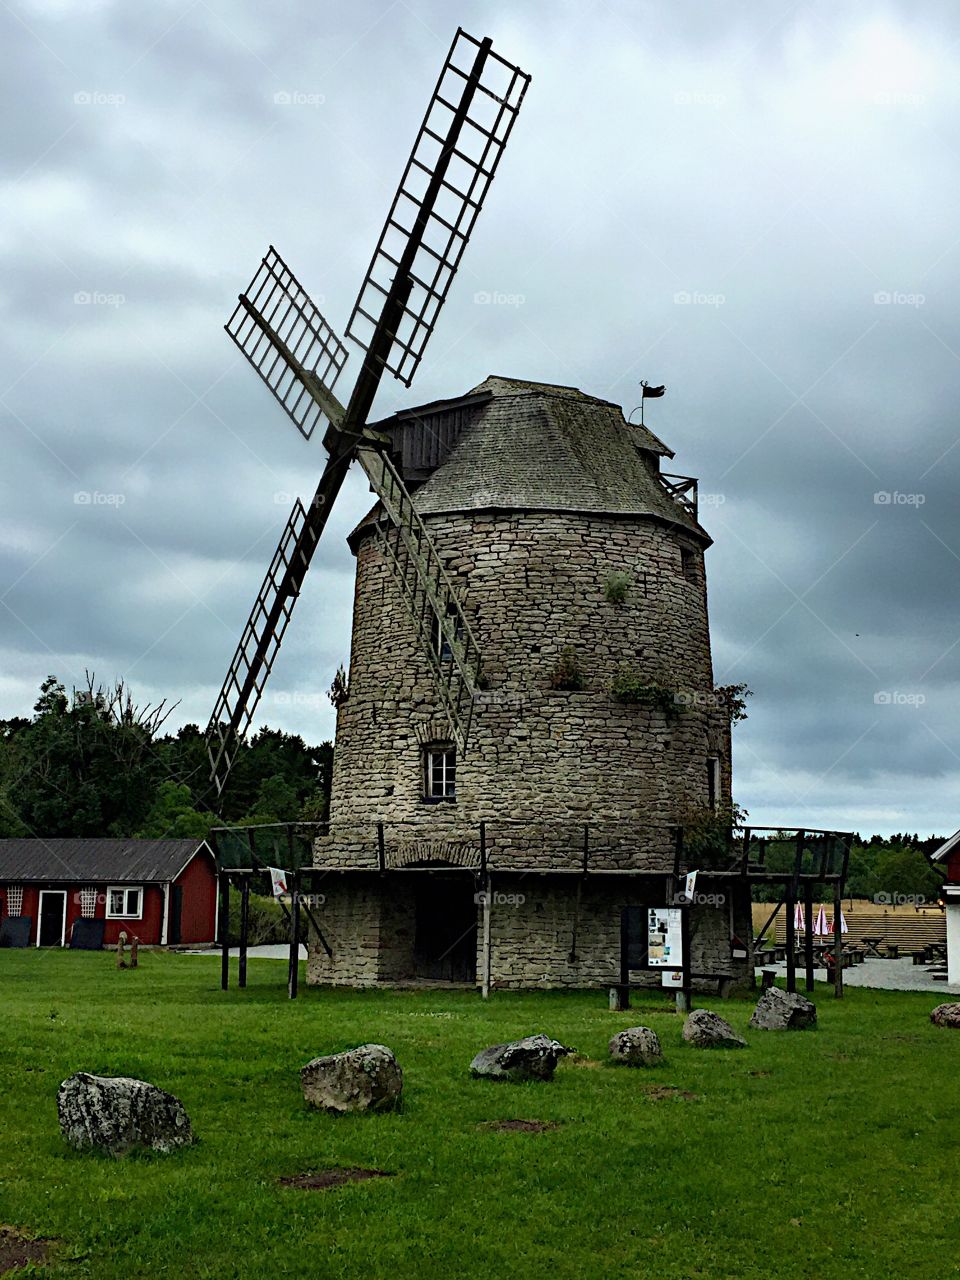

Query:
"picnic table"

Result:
[[861, 936, 884, 958]]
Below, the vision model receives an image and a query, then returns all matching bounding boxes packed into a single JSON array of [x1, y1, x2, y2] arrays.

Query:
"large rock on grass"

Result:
[[57, 1072, 194, 1155], [470, 1034, 574, 1082], [930, 1003, 960, 1029], [682, 1009, 747, 1049], [608, 1026, 663, 1067], [749, 986, 817, 1031], [300, 1044, 402, 1113]]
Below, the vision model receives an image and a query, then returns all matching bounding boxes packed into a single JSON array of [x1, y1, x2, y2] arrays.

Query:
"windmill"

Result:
[[206, 29, 531, 797]]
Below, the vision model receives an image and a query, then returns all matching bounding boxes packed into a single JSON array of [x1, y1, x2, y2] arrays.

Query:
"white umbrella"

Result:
[[814, 904, 829, 937], [793, 902, 806, 931], [827, 909, 849, 935]]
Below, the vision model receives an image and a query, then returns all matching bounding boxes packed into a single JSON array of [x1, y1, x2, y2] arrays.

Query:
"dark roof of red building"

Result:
[[0, 838, 210, 884]]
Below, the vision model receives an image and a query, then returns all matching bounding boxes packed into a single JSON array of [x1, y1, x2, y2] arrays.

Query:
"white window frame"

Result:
[[106, 885, 143, 919], [425, 746, 457, 800]]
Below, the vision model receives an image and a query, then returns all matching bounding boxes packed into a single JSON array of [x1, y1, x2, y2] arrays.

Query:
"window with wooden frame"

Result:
[[424, 745, 456, 801], [707, 758, 721, 811], [433, 604, 463, 662], [106, 886, 143, 919]]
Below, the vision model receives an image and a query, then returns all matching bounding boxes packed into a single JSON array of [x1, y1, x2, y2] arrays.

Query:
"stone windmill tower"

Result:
[[204, 29, 751, 991], [310, 375, 751, 990]]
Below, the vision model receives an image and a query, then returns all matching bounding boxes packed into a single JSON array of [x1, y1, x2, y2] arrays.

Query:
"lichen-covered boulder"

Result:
[[749, 986, 817, 1031], [682, 1009, 747, 1049], [470, 1034, 575, 1082], [57, 1072, 194, 1155], [608, 1026, 663, 1066], [930, 1003, 960, 1029], [300, 1044, 402, 1113]]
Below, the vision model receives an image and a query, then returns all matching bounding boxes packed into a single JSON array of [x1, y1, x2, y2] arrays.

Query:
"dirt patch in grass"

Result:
[[278, 1168, 393, 1191], [749, 1070, 772, 1077], [481, 1119, 559, 1134], [640, 1085, 698, 1102], [568, 1054, 602, 1069], [0, 1227, 55, 1274]]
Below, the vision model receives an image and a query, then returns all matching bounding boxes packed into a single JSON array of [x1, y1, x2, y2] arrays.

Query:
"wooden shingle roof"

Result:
[[357, 375, 709, 543], [0, 838, 210, 884]]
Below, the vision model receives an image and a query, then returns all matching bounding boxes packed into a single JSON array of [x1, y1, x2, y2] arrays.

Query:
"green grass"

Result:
[[1, 952, 957, 1279]]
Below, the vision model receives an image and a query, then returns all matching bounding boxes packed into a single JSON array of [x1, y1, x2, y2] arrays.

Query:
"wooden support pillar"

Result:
[[219, 872, 230, 991], [238, 876, 250, 990], [613, 908, 630, 1012], [677, 900, 692, 1014], [785, 883, 796, 994], [481, 871, 492, 999], [833, 884, 844, 1000], [804, 882, 815, 993], [288, 868, 301, 1000]]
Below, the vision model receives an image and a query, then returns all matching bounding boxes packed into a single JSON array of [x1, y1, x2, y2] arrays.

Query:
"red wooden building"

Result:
[[0, 839, 218, 949]]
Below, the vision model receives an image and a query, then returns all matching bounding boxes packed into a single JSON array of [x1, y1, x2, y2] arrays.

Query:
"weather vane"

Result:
[[632, 379, 666, 427]]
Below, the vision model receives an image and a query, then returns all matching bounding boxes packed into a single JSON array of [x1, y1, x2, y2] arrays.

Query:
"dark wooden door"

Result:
[[38, 892, 66, 947], [413, 878, 477, 982], [168, 885, 183, 945]]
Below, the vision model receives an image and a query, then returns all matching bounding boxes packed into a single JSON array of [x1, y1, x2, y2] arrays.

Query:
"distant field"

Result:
[[1, 951, 956, 1279]]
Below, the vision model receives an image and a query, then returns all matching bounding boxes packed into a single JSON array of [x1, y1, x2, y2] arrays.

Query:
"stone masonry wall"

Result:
[[306, 874, 755, 990], [316, 510, 730, 875]]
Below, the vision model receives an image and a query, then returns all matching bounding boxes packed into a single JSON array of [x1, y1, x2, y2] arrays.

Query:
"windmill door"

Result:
[[413, 878, 477, 982]]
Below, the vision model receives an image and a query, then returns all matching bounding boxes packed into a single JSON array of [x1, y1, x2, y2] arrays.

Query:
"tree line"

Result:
[[0, 676, 333, 842]]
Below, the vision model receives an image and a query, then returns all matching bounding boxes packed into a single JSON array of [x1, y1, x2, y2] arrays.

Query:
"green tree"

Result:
[[136, 782, 211, 840]]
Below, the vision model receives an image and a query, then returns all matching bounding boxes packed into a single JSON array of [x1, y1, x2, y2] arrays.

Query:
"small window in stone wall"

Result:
[[434, 606, 463, 662], [707, 758, 721, 811], [680, 546, 698, 584], [424, 745, 456, 801]]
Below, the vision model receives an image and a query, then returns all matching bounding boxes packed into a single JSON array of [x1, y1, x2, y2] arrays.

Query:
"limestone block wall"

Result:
[[305, 874, 754, 990], [318, 509, 730, 874]]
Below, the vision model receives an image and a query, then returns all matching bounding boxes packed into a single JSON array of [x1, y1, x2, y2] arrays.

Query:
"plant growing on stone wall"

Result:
[[609, 666, 681, 719], [603, 570, 632, 604], [675, 800, 749, 866], [714, 682, 753, 724], [549, 647, 584, 691]]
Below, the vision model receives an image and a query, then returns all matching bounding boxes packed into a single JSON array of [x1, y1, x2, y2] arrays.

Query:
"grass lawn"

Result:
[[1, 951, 956, 1280]]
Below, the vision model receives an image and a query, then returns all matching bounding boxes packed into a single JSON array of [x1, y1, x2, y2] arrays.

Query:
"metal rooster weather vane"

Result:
[[206, 30, 531, 798]]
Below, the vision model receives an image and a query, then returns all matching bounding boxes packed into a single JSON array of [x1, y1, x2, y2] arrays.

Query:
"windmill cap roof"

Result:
[[360, 374, 709, 541]]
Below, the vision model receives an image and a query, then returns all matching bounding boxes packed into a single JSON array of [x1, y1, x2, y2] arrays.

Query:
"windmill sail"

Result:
[[207, 29, 528, 797], [225, 247, 349, 440], [356, 447, 482, 750], [346, 28, 530, 386]]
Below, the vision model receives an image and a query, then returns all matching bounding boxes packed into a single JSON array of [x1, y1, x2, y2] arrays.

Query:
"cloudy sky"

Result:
[[2, 0, 959, 837]]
